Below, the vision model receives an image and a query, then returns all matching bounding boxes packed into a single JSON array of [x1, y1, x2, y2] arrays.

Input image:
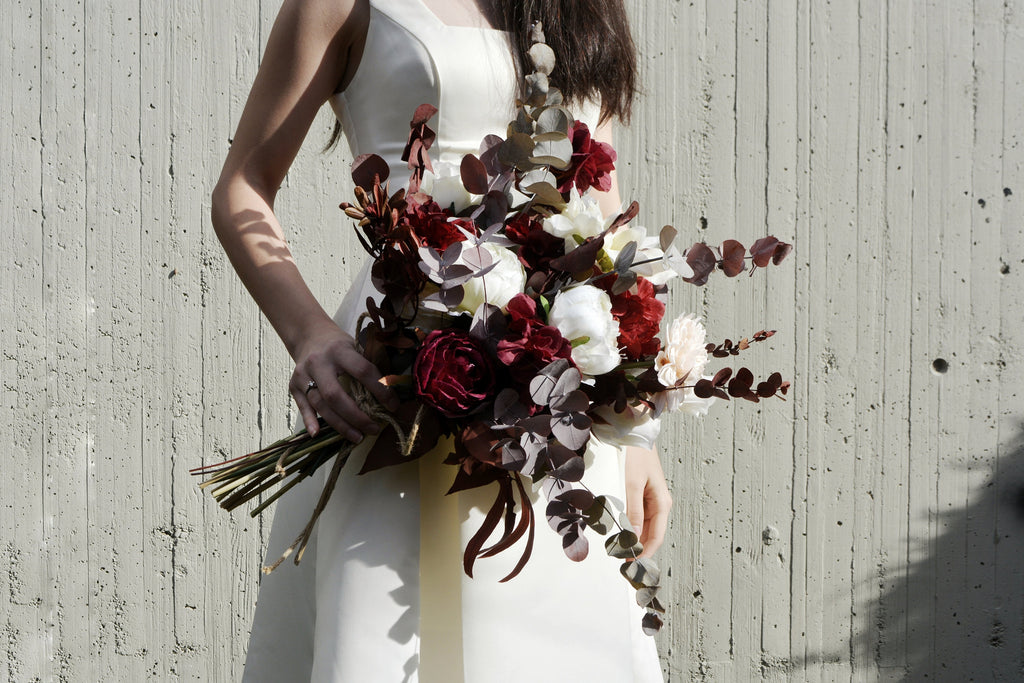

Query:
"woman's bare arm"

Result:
[[211, 0, 397, 442], [593, 119, 673, 559]]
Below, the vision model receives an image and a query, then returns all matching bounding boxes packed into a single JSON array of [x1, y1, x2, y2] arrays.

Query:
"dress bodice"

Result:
[[329, 0, 598, 182]]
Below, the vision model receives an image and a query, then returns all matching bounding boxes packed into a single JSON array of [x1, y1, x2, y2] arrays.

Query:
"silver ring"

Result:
[[305, 380, 318, 395]]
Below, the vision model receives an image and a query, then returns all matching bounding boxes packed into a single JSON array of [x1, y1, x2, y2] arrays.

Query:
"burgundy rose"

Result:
[[414, 329, 496, 417], [556, 121, 617, 194], [495, 294, 573, 383], [597, 275, 665, 360], [504, 212, 564, 273], [405, 197, 475, 252]]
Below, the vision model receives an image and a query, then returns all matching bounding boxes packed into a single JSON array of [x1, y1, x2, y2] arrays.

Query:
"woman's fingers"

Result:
[[289, 379, 322, 436], [625, 445, 673, 559], [340, 345, 400, 412], [637, 485, 672, 558], [626, 479, 646, 540]]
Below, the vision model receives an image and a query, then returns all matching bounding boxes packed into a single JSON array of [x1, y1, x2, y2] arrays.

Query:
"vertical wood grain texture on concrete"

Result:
[[2, 1, 1022, 680]]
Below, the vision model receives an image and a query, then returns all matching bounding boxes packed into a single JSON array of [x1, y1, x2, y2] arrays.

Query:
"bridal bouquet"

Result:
[[194, 25, 790, 635]]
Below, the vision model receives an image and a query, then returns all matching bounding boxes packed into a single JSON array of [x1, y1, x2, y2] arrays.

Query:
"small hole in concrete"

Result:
[[932, 358, 949, 375]]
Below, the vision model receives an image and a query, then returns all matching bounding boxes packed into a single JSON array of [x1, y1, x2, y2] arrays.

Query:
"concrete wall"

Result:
[[2, 1, 1022, 680]]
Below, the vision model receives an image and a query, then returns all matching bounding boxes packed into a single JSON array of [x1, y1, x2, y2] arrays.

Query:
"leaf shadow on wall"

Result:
[[852, 424, 1024, 679]]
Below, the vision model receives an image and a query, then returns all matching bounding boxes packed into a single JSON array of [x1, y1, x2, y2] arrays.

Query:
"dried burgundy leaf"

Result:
[[749, 236, 780, 268], [558, 488, 596, 511], [683, 243, 717, 286], [351, 153, 390, 191], [460, 154, 489, 194], [719, 239, 747, 277], [549, 234, 606, 273], [773, 241, 793, 265], [693, 379, 716, 400], [607, 201, 640, 232], [712, 367, 733, 386]]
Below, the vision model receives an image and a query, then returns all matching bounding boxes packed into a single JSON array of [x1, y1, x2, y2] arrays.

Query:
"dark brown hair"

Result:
[[493, 0, 638, 125], [327, 0, 638, 149]]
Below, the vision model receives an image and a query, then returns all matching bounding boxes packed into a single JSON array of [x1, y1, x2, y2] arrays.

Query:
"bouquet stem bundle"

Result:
[[190, 380, 425, 571]]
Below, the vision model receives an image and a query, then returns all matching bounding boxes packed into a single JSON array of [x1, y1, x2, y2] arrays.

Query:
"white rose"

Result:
[[590, 403, 662, 449], [542, 189, 607, 252], [547, 284, 620, 376], [458, 242, 526, 313], [420, 162, 475, 213]]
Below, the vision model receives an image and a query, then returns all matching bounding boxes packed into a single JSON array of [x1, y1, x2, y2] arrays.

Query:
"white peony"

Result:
[[420, 162, 475, 213], [547, 284, 621, 376], [458, 242, 526, 314], [590, 403, 662, 449], [652, 313, 715, 416], [542, 189, 607, 252]]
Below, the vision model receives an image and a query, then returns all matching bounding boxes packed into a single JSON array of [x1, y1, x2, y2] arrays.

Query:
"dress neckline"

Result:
[[413, 0, 511, 34]]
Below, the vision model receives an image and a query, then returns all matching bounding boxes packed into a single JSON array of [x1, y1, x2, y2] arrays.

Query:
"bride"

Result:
[[212, 0, 671, 680]]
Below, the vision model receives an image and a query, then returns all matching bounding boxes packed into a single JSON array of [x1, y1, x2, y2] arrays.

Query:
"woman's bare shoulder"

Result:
[[277, 0, 370, 45]]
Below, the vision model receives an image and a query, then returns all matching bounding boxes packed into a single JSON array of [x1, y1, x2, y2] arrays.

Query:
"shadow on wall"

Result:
[[860, 423, 1024, 680]]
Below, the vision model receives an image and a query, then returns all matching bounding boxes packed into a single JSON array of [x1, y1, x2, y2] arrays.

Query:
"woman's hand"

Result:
[[624, 445, 673, 558], [289, 319, 400, 441]]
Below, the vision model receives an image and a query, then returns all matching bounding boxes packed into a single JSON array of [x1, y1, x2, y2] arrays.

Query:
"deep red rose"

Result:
[[597, 275, 665, 360], [405, 197, 474, 252], [556, 121, 617, 194], [504, 212, 564, 273], [414, 329, 496, 417], [496, 294, 574, 383]]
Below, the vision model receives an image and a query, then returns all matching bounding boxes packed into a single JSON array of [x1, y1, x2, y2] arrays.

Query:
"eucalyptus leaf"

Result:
[[509, 108, 535, 136], [459, 154, 489, 195], [550, 413, 591, 451], [641, 612, 664, 636], [620, 557, 661, 589], [551, 389, 589, 415], [530, 136, 573, 170], [498, 132, 536, 169], [523, 181, 567, 210], [529, 358, 572, 405], [605, 531, 642, 559], [523, 73, 550, 106], [610, 270, 637, 296], [438, 284, 464, 308], [562, 530, 589, 562], [635, 585, 661, 609], [583, 496, 614, 534], [527, 42, 556, 75], [520, 168, 557, 188], [534, 106, 571, 135], [614, 240, 638, 272], [659, 225, 678, 251], [460, 245, 493, 271]]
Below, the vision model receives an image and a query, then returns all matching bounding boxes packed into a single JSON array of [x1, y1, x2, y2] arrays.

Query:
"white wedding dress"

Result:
[[242, 1, 663, 680]]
